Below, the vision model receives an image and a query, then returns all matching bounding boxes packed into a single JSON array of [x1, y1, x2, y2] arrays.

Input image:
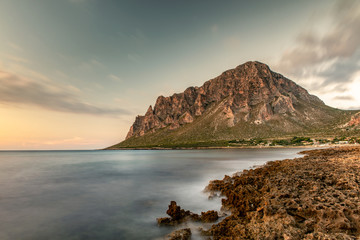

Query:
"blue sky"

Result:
[[0, 0, 359, 149]]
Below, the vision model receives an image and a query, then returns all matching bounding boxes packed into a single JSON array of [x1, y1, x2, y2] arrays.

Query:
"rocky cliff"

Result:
[[126, 61, 324, 139], [344, 112, 360, 129], [111, 61, 358, 148]]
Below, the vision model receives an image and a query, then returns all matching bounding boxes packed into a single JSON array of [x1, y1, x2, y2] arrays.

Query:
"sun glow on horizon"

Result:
[[0, 0, 359, 150]]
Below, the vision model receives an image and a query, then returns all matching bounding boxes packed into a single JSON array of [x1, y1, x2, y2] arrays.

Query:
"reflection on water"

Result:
[[0, 149, 306, 240]]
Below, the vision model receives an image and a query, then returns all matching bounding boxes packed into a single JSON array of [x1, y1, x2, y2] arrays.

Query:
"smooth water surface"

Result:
[[0, 149, 307, 240]]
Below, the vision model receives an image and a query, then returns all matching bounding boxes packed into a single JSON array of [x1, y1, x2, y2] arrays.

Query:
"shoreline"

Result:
[[105, 144, 358, 150], [158, 146, 360, 239]]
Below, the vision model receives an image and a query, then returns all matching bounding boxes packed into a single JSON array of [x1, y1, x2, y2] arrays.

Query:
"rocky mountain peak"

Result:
[[145, 105, 154, 116], [124, 61, 324, 140]]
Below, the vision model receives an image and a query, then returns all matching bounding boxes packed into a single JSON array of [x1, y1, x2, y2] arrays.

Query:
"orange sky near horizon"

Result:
[[0, 106, 128, 150], [0, 0, 359, 150]]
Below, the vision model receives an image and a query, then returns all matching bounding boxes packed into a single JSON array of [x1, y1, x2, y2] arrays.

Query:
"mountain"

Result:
[[110, 61, 359, 149]]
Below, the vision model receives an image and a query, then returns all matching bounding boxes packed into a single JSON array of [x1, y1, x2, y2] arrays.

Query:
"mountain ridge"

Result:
[[110, 61, 359, 149]]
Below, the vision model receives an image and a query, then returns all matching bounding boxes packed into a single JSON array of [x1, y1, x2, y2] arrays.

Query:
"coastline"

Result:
[[158, 146, 360, 239], [105, 144, 358, 150]]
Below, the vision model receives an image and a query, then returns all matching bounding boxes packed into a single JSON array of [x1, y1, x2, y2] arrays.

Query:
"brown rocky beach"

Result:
[[158, 146, 360, 239]]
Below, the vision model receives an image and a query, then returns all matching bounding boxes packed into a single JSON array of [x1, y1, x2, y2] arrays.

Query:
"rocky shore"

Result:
[[157, 146, 360, 239]]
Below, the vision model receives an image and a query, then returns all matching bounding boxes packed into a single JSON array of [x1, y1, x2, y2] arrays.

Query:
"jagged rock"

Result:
[[157, 201, 218, 226], [166, 201, 189, 221], [201, 210, 219, 223], [344, 112, 360, 128], [157, 217, 172, 225], [157, 201, 191, 225], [205, 147, 360, 239], [272, 95, 295, 114], [166, 228, 191, 240], [179, 111, 193, 125]]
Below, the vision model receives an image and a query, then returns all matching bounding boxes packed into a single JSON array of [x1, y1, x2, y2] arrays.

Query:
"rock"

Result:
[[166, 201, 189, 220], [157, 201, 192, 226], [190, 213, 201, 221], [124, 61, 325, 140], [343, 112, 360, 129], [179, 111, 193, 125], [158, 147, 360, 239], [201, 210, 219, 222], [156, 217, 172, 226], [166, 228, 191, 240], [205, 146, 360, 239], [157, 201, 218, 227]]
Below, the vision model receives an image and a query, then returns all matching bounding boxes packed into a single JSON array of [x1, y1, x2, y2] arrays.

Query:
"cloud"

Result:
[[129, 29, 147, 45], [68, 0, 87, 3], [7, 42, 22, 51], [211, 24, 218, 33], [20, 137, 103, 149], [42, 137, 97, 146], [127, 53, 142, 63], [277, 0, 360, 89], [4, 54, 29, 64], [108, 74, 122, 82], [332, 95, 355, 101], [224, 36, 241, 49], [78, 58, 106, 71], [0, 70, 130, 116]]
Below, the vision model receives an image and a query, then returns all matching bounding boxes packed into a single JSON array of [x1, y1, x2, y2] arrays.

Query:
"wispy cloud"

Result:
[[129, 29, 147, 45], [7, 42, 22, 51], [332, 95, 355, 101], [4, 54, 29, 64], [20, 137, 103, 149], [118, 29, 147, 47], [223, 36, 241, 50], [79, 58, 106, 71], [68, 0, 88, 3], [127, 53, 142, 63], [0, 70, 131, 116], [277, 0, 360, 89], [108, 74, 122, 82], [211, 24, 218, 33], [42, 137, 97, 146]]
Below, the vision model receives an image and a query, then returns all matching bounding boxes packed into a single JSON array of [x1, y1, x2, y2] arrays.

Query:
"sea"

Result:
[[0, 148, 308, 240]]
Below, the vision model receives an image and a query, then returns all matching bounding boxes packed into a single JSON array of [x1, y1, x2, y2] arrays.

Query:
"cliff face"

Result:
[[343, 112, 360, 129], [125, 61, 323, 140]]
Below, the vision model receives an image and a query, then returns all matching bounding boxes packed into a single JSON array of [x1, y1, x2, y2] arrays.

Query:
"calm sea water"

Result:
[[0, 149, 307, 240]]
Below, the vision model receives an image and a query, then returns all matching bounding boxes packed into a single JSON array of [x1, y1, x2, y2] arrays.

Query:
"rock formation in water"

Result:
[[204, 146, 360, 239], [157, 201, 219, 226]]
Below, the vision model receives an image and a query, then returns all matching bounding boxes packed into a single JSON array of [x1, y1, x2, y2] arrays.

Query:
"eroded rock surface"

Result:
[[157, 201, 218, 226], [166, 228, 191, 240], [201, 210, 219, 223], [344, 112, 360, 129], [205, 147, 360, 239]]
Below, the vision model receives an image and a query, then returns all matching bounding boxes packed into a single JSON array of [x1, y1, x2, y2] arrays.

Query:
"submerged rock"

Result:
[[157, 201, 219, 226], [166, 201, 190, 221], [157, 201, 192, 226], [166, 228, 191, 240]]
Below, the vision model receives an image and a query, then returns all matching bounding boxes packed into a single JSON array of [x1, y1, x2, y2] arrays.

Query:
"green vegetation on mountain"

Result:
[[108, 62, 360, 149]]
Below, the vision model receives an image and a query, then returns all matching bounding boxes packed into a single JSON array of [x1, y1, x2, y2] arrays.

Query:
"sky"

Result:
[[0, 0, 359, 150]]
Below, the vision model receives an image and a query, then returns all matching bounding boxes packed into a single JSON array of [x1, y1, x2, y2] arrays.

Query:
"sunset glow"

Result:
[[0, 0, 359, 149]]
